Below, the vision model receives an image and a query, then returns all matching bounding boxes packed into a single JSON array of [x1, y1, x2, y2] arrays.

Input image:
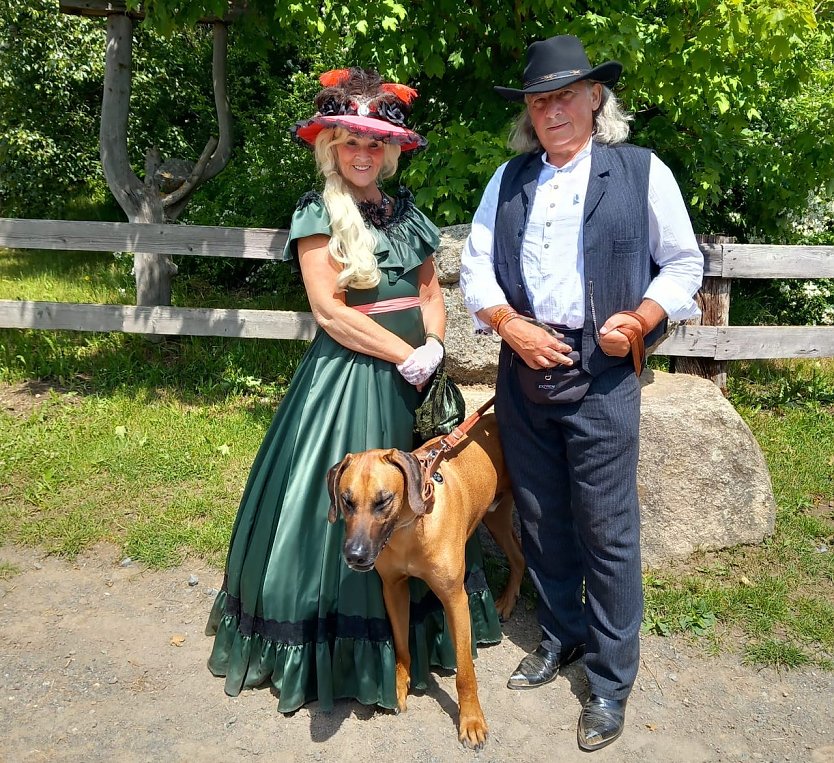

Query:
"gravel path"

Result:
[[1, 543, 832, 763]]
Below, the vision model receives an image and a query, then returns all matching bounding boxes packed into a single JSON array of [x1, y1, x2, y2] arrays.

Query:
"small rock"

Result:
[[668, 673, 678, 682], [119, 558, 132, 568], [204, 588, 218, 597], [107, 677, 118, 685], [188, 575, 199, 587], [815, 545, 828, 553], [33, 563, 43, 570]]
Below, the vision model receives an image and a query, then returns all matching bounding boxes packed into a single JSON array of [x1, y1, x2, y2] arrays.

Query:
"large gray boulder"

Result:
[[460, 372, 776, 567], [437, 225, 500, 383], [442, 286, 500, 385], [637, 370, 776, 565]]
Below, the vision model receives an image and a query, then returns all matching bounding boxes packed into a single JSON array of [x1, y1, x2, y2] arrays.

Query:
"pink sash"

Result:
[[351, 296, 421, 315]]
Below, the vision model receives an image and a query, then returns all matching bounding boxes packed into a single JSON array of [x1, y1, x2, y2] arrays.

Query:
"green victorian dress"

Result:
[[205, 189, 501, 712]]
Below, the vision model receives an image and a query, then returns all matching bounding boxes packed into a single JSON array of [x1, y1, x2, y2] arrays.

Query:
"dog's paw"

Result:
[[494, 589, 520, 622], [458, 715, 488, 750], [395, 665, 410, 713]]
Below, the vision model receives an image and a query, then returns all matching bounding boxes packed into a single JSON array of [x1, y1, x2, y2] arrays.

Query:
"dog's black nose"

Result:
[[343, 539, 375, 571]]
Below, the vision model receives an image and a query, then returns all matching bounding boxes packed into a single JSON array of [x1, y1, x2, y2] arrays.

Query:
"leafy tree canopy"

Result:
[[2, 0, 831, 243], [127, 0, 834, 239]]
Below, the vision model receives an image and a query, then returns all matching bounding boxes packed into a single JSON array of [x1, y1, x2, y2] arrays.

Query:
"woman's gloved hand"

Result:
[[396, 337, 444, 386]]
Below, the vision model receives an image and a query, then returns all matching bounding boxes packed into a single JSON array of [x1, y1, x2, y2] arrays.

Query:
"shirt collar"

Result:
[[540, 138, 593, 173]]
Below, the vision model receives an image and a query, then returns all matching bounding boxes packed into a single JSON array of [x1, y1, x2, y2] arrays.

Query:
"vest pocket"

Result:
[[612, 237, 640, 256]]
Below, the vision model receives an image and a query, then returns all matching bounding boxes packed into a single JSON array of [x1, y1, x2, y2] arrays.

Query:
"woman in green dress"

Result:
[[205, 68, 501, 713]]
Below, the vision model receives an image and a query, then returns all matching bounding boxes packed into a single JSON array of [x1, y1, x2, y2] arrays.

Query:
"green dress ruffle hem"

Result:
[[205, 189, 502, 713]]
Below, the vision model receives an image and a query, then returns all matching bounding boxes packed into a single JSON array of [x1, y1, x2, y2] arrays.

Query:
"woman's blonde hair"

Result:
[[508, 84, 633, 154], [313, 127, 401, 291]]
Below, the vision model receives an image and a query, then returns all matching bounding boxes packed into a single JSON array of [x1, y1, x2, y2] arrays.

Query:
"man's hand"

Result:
[[501, 318, 573, 369], [598, 312, 646, 357]]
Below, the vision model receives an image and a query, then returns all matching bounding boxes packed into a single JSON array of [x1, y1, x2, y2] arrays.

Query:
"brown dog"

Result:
[[326, 413, 525, 749]]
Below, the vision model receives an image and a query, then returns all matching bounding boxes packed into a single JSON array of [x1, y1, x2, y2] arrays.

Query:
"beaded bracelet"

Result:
[[489, 306, 517, 332]]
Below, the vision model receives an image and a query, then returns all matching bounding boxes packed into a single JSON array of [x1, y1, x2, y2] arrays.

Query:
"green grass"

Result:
[[0, 561, 21, 580], [1, 247, 833, 672], [641, 358, 834, 670], [0, 246, 308, 567]]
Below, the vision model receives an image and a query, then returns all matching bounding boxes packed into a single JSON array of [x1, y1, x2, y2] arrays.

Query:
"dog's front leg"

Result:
[[440, 584, 488, 749], [380, 573, 411, 713]]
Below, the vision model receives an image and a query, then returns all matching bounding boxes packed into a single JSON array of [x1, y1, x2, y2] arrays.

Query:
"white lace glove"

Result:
[[396, 337, 444, 386]]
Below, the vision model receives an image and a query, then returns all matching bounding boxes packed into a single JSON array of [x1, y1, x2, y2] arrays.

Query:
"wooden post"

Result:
[[671, 234, 734, 395]]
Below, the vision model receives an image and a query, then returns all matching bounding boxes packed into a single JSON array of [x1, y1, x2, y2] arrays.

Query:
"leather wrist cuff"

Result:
[[617, 311, 652, 376]]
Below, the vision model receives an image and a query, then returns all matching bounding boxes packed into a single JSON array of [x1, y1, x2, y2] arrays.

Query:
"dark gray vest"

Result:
[[493, 142, 663, 376]]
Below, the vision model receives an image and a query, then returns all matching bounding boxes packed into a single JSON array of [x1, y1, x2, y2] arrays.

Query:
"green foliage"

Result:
[[0, 2, 106, 217], [4, 1, 834, 250], [729, 360, 834, 410], [642, 577, 718, 637], [403, 124, 511, 225], [731, 280, 834, 329], [0, 1, 226, 220]]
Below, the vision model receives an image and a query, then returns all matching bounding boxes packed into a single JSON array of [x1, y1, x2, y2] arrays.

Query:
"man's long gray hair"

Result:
[[508, 84, 632, 153]]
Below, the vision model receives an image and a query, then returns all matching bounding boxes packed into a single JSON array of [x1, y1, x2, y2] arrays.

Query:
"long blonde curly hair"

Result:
[[313, 127, 401, 291]]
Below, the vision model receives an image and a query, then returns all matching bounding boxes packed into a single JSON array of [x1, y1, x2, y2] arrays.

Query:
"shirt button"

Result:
[[544, 243, 549, 249], [546, 222, 551, 227], [550, 203, 555, 208]]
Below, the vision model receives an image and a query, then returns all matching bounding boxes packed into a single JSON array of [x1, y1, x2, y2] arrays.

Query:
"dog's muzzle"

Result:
[[342, 537, 378, 572]]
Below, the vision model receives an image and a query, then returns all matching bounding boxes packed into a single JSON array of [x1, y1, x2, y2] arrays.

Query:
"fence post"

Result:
[[670, 234, 734, 395]]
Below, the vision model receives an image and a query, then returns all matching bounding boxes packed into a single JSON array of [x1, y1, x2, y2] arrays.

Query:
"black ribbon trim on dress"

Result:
[[219, 568, 490, 646]]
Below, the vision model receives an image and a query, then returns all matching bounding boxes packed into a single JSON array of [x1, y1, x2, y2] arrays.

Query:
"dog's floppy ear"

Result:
[[384, 449, 432, 515], [326, 453, 353, 523]]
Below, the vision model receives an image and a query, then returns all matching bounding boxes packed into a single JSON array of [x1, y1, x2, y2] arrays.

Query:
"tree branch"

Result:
[[99, 13, 143, 216], [161, 136, 218, 208], [203, 21, 233, 181], [161, 21, 231, 220]]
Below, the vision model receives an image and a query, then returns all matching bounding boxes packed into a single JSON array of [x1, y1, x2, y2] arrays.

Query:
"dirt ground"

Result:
[[1, 544, 832, 763]]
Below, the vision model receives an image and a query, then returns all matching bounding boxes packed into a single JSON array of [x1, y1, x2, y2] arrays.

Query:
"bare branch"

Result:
[[203, 21, 233, 181], [161, 136, 218, 209], [100, 13, 143, 216], [161, 21, 232, 219]]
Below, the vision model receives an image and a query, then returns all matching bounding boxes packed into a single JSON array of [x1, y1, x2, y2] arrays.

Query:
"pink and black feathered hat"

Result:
[[291, 68, 427, 152]]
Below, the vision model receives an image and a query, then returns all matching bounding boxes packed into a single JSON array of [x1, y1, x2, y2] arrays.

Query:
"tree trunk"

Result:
[[98, 15, 232, 310], [100, 13, 175, 307]]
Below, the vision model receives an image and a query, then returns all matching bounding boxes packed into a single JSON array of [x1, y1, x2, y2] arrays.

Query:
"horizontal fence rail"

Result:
[[0, 218, 289, 260], [655, 326, 834, 359], [2, 218, 834, 361], [0, 300, 317, 340]]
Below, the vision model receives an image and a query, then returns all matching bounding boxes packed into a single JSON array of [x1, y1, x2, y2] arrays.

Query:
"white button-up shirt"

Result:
[[460, 140, 704, 331]]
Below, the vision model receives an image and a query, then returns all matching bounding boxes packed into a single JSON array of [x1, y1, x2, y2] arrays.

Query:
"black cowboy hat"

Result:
[[495, 35, 622, 102]]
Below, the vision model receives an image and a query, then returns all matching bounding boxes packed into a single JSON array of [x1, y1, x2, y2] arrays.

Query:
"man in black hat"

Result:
[[460, 35, 703, 751]]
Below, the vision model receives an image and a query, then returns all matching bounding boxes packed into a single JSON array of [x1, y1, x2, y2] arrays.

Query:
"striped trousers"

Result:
[[496, 344, 643, 700]]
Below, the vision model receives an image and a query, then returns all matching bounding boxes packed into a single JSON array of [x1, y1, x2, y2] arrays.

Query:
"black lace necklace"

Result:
[[355, 193, 392, 227]]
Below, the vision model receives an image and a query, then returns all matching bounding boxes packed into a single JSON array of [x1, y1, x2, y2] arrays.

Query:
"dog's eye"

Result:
[[372, 494, 393, 515], [341, 495, 356, 515]]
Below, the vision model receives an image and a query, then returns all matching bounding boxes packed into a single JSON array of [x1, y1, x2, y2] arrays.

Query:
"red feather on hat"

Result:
[[380, 83, 418, 105], [319, 69, 351, 87]]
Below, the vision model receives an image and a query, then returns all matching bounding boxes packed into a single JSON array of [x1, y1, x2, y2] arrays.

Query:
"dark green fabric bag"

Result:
[[414, 359, 466, 442]]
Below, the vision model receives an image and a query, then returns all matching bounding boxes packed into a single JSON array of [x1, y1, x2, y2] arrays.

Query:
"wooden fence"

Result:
[[2, 217, 834, 365]]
